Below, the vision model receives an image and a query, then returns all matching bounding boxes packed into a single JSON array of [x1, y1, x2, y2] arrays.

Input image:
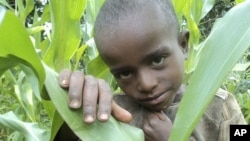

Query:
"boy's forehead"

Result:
[[95, 3, 179, 61], [96, 6, 175, 46], [98, 14, 163, 55], [98, 19, 177, 66], [94, 0, 180, 51]]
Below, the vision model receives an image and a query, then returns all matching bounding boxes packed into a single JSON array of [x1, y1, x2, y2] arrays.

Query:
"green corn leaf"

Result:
[[44, 64, 144, 141], [16, 0, 34, 24], [236, 0, 245, 4], [43, 0, 86, 71], [86, 55, 114, 84], [72, 44, 87, 70], [0, 7, 45, 90], [49, 110, 64, 141], [169, 1, 250, 140], [0, 0, 14, 10], [173, 0, 215, 76], [0, 111, 50, 141], [86, 0, 105, 24], [201, 0, 215, 19], [32, 5, 50, 27], [19, 64, 42, 100], [233, 62, 250, 72], [171, 0, 185, 20], [85, 0, 105, 37], [172, 0, 215, 44]]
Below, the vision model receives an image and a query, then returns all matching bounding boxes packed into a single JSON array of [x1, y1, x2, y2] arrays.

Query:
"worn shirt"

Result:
[[113, 87, 246, 141], [56, 87, 246, 141]]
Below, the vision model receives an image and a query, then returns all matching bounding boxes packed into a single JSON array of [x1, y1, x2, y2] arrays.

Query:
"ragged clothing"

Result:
[[114, 88, 246, 141], [55, 87, 246, 141]]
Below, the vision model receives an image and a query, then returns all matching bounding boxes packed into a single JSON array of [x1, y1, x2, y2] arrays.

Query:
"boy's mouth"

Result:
[[139, 91, 169, 107]]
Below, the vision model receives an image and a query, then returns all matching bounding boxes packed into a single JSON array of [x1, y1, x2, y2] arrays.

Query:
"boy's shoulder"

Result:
[[195, 88, 246, 141], [215, 88, 229, 100], [207, 88, 245, 123]]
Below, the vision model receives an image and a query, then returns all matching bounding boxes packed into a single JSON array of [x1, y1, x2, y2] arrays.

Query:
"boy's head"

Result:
[[94, 0, 189, 111]]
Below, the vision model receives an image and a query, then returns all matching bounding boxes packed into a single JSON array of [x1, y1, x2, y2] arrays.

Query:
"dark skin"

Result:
[[59, 5, 189, 141], [59, 69, 132, 123]]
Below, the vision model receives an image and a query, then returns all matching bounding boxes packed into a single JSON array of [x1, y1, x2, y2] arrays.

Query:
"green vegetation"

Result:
[[0, 0, 249, 141]]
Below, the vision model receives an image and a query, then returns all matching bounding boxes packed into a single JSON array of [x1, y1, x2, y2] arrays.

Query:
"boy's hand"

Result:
[[58, 69, 132, 124], [143, 111, 172, 141]]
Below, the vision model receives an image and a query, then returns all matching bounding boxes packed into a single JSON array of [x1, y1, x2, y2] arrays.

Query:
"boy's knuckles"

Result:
[[83, 105, 96, 114], [72, 70, 83, 76], [97, 79, 107, 85], [59, 68, 71, 76], [84, 75, 95, 80], [142, 124, 153, 134], [84, 75, 98, 87]]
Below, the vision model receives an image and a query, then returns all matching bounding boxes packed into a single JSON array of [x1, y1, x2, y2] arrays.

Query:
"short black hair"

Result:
[[94, 0, 179, 46]]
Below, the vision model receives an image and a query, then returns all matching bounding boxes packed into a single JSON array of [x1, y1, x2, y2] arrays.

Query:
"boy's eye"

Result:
[[118, 71, 132, 79], [152, 56, 166, 66]]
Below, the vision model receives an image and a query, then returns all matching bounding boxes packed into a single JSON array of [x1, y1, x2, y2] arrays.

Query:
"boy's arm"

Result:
[[58, 69, 132, 124]]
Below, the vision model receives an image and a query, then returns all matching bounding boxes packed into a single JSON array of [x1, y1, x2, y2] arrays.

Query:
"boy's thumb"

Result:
[[111, 101, 132, 123]]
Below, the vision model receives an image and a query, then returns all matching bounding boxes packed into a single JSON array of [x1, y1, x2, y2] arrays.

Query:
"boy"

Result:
[[57, 0, 246, 140]]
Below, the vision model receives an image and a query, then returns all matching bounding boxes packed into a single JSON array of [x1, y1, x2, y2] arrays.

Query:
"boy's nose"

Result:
[[137, 69, 158, 93]]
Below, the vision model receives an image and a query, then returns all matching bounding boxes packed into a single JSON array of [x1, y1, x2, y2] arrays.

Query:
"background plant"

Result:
[[0, 0, 249, 141], [170, 0, 250, 140], [0, 0, 143, 141]]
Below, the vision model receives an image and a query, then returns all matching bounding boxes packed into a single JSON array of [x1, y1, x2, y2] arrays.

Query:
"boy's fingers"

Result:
[[112, 101, 132, 123], [82, 75, 98, 124], [146, 111, 167, 122], [58, 68, 72, 88], [97, 79, 112, 122], [68, 71, 84, 109], [59, 70, 131, 124], [155, 111, 167, 121], [144, 112, 158, 125]]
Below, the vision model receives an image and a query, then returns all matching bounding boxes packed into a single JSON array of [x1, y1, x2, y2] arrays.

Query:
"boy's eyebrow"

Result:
[[110, 66, 133, 74], [144, 46, 170, 59], [110, 46, 170, 74]]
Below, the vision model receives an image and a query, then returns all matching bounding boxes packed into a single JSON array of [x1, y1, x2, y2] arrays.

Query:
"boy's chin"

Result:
[[144, 104, 168, 112]]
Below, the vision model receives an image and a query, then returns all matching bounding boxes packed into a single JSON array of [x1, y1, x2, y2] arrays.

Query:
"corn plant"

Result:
[[170, 0, 250, 140], [0, 0, 250, 141], [0, 0, 143, 141]]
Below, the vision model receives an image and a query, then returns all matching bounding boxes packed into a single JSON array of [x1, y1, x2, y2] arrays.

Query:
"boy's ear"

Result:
[[178, 30, 189, 59]]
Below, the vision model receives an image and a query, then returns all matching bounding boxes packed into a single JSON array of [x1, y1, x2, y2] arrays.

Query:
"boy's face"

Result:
[[96, 8, 189, 111]]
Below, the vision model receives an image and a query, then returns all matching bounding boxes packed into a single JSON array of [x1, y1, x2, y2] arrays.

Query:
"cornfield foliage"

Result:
[[0, 0, 250, 141]]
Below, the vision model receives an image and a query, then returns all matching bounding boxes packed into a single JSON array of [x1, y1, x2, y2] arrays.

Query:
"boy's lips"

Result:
[[139, 91, 169, 106]]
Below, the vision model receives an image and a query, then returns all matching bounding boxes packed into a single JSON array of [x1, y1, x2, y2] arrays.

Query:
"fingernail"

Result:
[[70, 100, 80, 108], [61, 79, 67, 85], [99, 114, 108, 121], [84, 115, 94, 123]]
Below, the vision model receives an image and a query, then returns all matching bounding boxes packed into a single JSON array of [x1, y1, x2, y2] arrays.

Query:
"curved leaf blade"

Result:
[[0, 111, 49, 141], [86, 55, 114, 84], [170, 1, 250, 140], [43, 0, 86, 71], [0, 7, 45, 89]]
